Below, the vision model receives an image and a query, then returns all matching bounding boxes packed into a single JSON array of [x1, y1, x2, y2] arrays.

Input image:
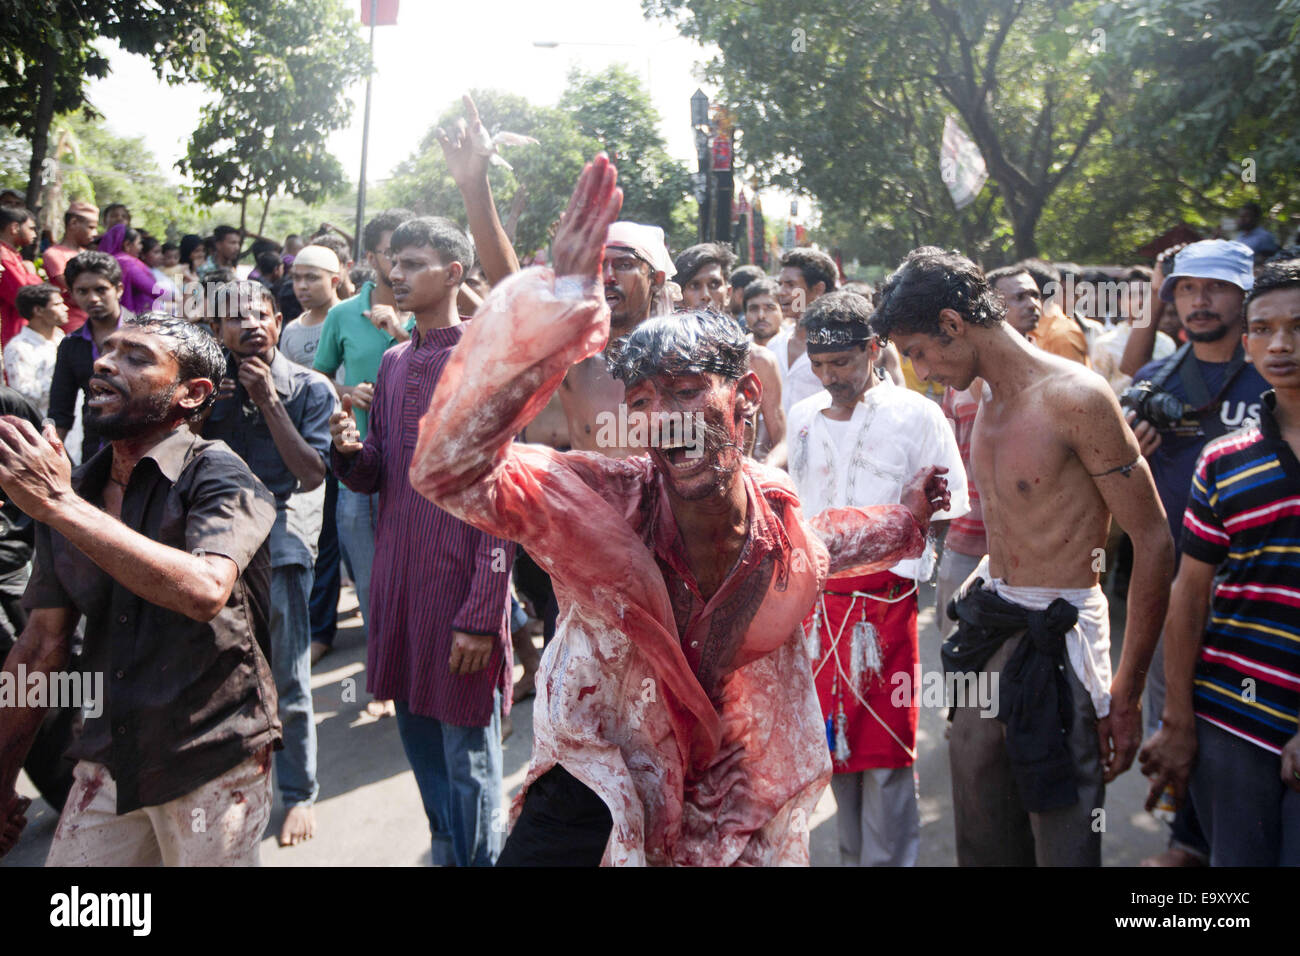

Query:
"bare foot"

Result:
[[1139, 846, 1206, 867], [279, 805, 316, 847], [365, 698, 396, 718], [513, 672, 536, 703], [310, 641, 331, 666]]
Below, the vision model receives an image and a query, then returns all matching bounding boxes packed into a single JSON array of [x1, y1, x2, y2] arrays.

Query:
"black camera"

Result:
[[1120, 381, 1188, 431]]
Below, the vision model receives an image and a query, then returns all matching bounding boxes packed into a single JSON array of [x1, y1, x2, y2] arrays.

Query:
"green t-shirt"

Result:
[[313, 281, 411, 439]]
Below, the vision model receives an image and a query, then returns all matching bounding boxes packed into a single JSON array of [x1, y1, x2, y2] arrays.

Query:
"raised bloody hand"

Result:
[[0, 418, 73, 523], [900, 465, 950, 531], [551, 154, 622, 282]]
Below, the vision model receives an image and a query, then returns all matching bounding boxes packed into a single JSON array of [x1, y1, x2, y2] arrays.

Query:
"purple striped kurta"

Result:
[[334, 322, 514, 727]]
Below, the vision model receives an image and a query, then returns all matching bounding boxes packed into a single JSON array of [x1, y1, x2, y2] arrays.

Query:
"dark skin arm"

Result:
[[0, 606, 78, 856], [238, 356, 326, 491], [0, 418, 242, 621], [438, 94, 520, 287]]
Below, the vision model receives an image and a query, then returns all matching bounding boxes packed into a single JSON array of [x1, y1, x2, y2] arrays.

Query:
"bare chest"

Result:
[[562, 357, 628, 454]]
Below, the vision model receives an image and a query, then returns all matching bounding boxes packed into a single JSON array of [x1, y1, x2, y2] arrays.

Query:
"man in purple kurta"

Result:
[[331, 215, 513, 867]]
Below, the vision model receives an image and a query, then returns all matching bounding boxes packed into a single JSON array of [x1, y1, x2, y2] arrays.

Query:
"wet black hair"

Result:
[[1245, 259, 1300, 313], [871, 246, 1004, 343], [803, 290, 874, 353], [606, 308, 750, 385]]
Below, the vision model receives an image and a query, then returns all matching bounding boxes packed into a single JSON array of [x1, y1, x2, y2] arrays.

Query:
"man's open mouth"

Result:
[[87, 379, 124, 409]]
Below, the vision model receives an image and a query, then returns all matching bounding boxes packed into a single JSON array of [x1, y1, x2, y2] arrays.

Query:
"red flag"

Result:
[[361, 0, 399, 26]]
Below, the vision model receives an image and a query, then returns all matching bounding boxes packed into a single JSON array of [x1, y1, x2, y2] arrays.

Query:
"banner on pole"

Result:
[[940, 114, 988, 210], [361, 0, 399, 26]]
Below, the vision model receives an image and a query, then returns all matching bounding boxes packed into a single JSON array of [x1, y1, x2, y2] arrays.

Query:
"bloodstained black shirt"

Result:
[[23, 426, 281, 813]]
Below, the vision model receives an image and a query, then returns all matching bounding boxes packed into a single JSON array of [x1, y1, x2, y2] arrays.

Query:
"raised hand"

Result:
[[551, 153, 622, 281], [437, 94, 492, 187], [0, 418, 74, 523]]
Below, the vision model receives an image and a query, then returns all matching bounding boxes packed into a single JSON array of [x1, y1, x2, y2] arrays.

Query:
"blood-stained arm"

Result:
[[810, 465, 949, 576], [411, 153, 622, 507]]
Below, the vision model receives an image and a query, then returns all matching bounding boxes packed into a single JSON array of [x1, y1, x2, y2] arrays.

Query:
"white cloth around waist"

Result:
[[967, 554, 1112, 718]]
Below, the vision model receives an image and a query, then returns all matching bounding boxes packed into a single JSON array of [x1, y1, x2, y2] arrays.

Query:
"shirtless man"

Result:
[[873, 246, 1175, 866]]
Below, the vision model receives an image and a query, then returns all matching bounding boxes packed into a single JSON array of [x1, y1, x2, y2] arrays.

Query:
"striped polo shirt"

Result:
[[1181, 390, 1300, 754]]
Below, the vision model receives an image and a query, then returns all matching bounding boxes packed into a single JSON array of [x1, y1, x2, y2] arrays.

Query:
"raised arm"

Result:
[[410, 153, 622, 507], [438, 94, 520, 286]]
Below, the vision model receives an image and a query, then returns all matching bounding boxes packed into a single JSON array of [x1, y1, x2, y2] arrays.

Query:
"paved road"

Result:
[[4, 579, 1165, 866]]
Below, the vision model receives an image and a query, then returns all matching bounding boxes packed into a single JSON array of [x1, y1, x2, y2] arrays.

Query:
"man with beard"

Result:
[[50, 252, 136, 464], [787, 291, 968, 866], [313, 210, 413, 676], [330, 215, 515, 867], [409, 154, 950, 866], [1126, 239, 1267, 867], [203, 282, 337, 849], [874, 246, 1174, 866], [0, 313, 280, 865]]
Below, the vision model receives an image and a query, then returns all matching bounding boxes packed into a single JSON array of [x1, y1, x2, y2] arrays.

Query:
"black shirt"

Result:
[[48, 309, 136, 464], [0, 387, 43, 573], [23, 426, 281, 813]]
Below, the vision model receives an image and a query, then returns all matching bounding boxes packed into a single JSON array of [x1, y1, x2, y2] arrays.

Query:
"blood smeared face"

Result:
[[626, 369, 760, 501]]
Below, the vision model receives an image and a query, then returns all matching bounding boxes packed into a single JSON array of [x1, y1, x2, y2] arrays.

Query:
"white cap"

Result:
[[292, 244, 341, 273], [605, 222, 673, 278]]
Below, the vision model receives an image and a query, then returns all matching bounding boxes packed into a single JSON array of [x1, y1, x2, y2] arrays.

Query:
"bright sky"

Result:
[[87, 0, 720, 190]]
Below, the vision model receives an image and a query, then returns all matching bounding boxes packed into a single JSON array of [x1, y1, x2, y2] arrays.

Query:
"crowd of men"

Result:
[[0, 104, 1295, 867]]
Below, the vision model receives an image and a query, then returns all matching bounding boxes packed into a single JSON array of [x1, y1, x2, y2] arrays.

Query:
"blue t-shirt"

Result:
[[1133, 352, 1268, 546]]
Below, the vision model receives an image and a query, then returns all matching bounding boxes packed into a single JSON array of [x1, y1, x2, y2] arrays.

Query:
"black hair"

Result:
[[65, 250, 123, 288], [0, 205, 34, 229], [871, 246, 1004, 343], [140, 235, 160, 256], [212, 224, 240, 241], [1015, 258, 1061, 294], [742, 277, 779, 308], [729, 264, 765, 290], [803, 290, 874, 352], [255, 251, 283, 277], [249, 238, 282, 258], [606, 308, 750, 385], [779, 247, 838, 293], [285, 233, 302, 243], [179, 234, 205, 263], [125, 312, 227, 421], [389, 216, 473, 284], [15, 283, 60, 319], [1245, 259, 1300, 313], [63, 208, 93, 228], [673, 243, 737, 287], [985, 264, 1032, 288], [161, 241, 178, 254], [101, 202, 129, 223], [363, 208, 415, 253]]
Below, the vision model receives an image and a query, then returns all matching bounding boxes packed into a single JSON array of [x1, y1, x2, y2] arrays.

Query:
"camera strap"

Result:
[[1177, 342, 1247, 415]]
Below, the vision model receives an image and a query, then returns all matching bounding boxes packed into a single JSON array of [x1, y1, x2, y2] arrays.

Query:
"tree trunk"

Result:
[[257, 191, 272, 238], [24, 43, 59, 212]]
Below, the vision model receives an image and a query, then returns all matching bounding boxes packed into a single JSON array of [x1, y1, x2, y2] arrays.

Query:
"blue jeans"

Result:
[[309, 474, 342, 647], [336, 486, 378, 632], [270, 564, 318, 808], [394, 695, 503, 867], [1190, 717, 1300, 866]]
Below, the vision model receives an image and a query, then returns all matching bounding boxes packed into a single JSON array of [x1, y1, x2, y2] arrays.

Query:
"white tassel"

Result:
[[834, 705, 852, 764], [850, 616, 881, 691], [804, 610, 821, 661]]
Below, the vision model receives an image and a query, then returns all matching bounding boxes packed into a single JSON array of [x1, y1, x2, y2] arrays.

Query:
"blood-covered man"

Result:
[[409, 155, 949, 866]]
